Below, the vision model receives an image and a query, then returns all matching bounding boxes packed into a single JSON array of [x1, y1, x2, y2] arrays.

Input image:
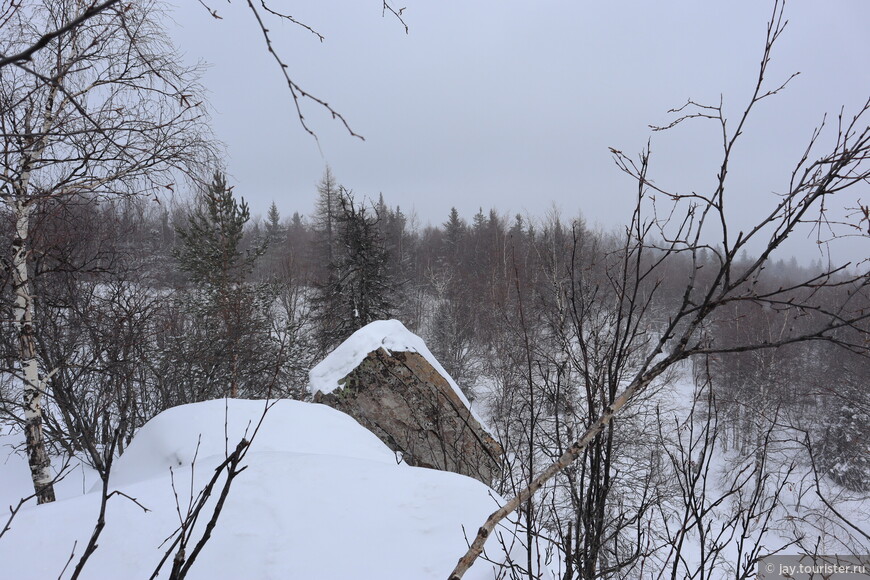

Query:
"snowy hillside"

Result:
[[0, 400, 522, 580]]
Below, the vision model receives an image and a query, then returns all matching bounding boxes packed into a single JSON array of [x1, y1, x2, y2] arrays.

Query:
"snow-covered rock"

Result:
[[309, 319, 485, 425], [309, 320, 502, 484], [108, 399, 398, 488]]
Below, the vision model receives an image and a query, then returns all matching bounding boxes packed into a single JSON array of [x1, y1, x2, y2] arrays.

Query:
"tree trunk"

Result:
[[11, 200, 56, 504]]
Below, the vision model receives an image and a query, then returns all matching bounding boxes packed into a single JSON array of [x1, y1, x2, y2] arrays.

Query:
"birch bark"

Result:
[[3, 74, 61, 503], [10, 200, 56, 504]]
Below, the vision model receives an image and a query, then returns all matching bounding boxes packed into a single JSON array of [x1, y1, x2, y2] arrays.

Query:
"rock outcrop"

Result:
[[309, 321, 502, 485]]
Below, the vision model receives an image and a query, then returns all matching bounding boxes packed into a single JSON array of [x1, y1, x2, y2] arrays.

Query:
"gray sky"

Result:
[[167, 1, 869, 264]]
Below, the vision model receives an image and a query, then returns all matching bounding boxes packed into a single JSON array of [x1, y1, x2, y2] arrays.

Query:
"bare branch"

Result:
[[382, 2, 409, 34], [243, 0, 363, 141], [0, 0, 121, 69]]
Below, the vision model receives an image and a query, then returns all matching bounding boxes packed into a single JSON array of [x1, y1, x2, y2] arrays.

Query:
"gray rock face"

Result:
[[313, 347, 502, 485]]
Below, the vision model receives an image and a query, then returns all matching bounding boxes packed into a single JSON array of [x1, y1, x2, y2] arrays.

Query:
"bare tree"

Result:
[[483, 215, 670, 580], [0, 0, 211, 503], [449, 2, 870, 577], [651, 370, 797, 580]]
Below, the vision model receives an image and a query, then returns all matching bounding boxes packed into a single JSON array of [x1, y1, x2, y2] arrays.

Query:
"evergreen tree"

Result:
[[441, 207, 466, 270], [313, 190, 396, 350], [428, 207, 478, 390], [174, 172, 264, 290], [819, 403, 870, 492], [471, 207, 486, 231], [289, 211, 306, 232], [265, 201, 284, 242], [258, 200, 289, 279], [171, 172, 275, 399]]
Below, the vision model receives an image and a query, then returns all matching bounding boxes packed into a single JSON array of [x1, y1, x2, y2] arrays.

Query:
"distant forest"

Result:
[[1, 164, 865, 446]]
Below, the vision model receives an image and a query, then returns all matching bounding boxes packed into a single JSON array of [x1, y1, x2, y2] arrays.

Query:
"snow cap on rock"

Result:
[[308, 319, 480, 421]]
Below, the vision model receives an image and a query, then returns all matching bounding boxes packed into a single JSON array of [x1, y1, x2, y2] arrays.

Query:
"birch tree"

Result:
[[0, 0, 210, 504]]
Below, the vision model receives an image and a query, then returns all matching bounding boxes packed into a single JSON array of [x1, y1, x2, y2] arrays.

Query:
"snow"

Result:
[[108, 399, 399, 488], [0, 430, 99, 507], [0, 399, 521, 580], [309, 319, 489, 429]]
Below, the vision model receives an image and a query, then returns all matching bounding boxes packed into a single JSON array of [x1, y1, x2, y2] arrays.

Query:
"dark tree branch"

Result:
[[0, 0, 121, 69]]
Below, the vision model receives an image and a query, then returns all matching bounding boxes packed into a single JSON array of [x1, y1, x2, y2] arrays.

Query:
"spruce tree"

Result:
[[442, 207, 466, 268], [313, 190, 396, 350], [266, 201, 284, 243]]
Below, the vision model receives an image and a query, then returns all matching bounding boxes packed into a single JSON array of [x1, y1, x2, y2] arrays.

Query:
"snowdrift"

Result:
[[0, 399, 516, 579]]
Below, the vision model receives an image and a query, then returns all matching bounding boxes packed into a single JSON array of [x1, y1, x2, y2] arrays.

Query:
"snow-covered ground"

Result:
[[0, 399, 525, 579]]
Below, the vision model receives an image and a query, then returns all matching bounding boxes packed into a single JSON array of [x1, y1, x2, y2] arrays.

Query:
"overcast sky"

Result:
[[167, 1, 869, 264]]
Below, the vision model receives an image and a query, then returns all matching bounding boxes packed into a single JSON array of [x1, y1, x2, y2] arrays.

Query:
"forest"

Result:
[[1, 1, 868, 579]]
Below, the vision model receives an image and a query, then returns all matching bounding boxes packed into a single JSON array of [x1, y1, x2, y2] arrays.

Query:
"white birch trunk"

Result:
[[11, 199, 56, 504], [6, 77, 60, 504]]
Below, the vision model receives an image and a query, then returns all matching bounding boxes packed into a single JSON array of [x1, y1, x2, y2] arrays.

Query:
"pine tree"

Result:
[[174, 172, 264, 290], [172, 172, 273, 398]]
